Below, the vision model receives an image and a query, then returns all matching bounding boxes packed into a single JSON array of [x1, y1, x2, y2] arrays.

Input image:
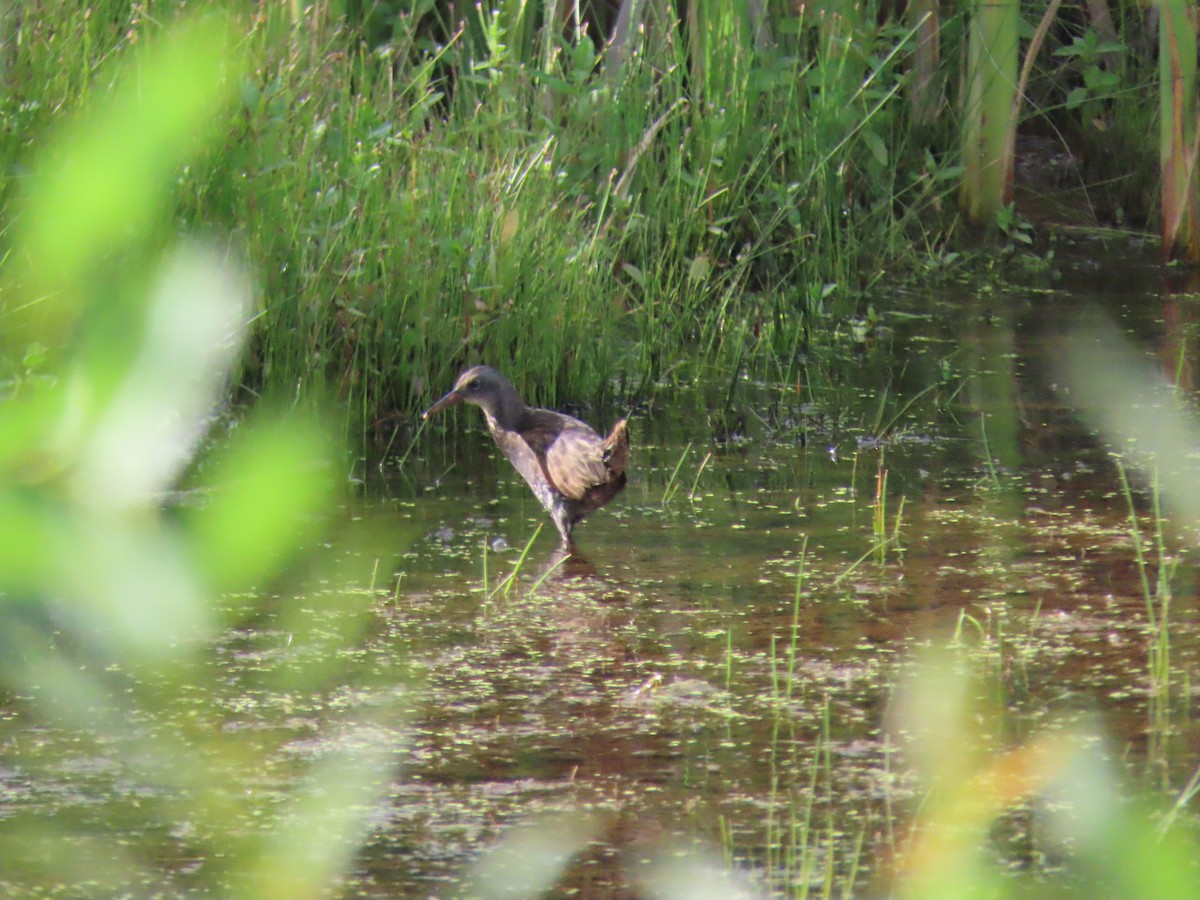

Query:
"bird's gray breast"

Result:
[[484, 412, 562, 516]]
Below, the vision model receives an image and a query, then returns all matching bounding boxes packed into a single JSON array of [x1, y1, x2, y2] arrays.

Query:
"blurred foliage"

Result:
[[887, 646, 1200, 900], [0, 10, 401, 897], [876, 322, 1200, 899]]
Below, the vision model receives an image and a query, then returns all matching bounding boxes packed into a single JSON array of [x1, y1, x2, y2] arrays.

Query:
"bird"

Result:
[[423, 366, 629, 547]]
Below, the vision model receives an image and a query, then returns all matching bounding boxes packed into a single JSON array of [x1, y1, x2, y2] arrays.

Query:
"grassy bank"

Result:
[[3, 3, 1175, 434], [1, 2, 960, 436]]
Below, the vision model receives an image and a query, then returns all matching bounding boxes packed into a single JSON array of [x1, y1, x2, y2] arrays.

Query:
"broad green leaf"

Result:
[[188, 414, 337, 591], [69, 244, 252, 509], [15, 13, 246, 336]]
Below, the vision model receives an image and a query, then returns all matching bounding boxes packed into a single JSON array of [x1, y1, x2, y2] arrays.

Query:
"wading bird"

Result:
[[423, 366, 629, 547]]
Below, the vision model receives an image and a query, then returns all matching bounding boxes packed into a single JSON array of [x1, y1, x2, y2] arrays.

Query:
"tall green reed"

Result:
[[1117, 462, 1176, 769]]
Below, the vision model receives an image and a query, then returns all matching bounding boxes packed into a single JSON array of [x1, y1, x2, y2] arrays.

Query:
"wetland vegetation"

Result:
[[4, 2, 1200, 898]]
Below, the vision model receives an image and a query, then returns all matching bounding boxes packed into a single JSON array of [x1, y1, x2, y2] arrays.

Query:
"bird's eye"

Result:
[[465, 379, 478, 391]]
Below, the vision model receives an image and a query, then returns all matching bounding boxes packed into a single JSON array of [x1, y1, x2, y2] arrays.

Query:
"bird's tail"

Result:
[[602, 418, 630, 475]]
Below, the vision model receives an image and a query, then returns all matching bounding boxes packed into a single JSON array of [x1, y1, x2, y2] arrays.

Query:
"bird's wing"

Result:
[[522, 414, 608, 501]]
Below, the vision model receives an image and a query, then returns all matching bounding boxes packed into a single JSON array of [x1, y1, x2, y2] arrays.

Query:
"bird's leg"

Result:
[[553, 513, 573, 549]]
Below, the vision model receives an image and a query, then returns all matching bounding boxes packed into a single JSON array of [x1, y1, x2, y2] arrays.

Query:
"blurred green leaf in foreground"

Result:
[[0, 11, 399, 898]]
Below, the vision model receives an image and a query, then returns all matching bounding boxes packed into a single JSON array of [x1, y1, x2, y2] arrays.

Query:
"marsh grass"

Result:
[[760, 696, 868, 899], [525, 542, 570, 598], [5, 2, 1191, 437], [1117, 461, 1177, 764], [761, 543, 874, 898], [977, 411, 1004, 491], [662, 442, 694, 507], [1161, 764, 1200, 837], [830, 457, 905, 584], [688, 450, 713, 501], [486, 523, 544, 600], [871, 452, 897, 562]]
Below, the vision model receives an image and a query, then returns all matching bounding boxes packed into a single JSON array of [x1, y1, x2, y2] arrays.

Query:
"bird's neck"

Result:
[[483, 388, 528, 432]]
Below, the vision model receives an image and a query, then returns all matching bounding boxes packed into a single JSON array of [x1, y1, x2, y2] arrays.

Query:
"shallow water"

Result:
[[334, 235, 1199, 895], [6, 234, 1200, 897]]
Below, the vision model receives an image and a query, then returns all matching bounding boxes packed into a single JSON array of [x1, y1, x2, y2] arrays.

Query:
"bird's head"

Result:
[[422, 366, 517, 420]]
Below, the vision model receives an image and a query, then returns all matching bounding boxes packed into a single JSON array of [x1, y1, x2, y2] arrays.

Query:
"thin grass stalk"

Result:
[[525, 551, 569, 598], [833, 541, 888, 587], [687, 451, 712, 500], [841, 821, 867, 897], [873, 451, 887, 544], [960, 0, 1019, 225], [1159, 763, 1200, 835], [690, 0, 756, 111], [661, 441, 692, 506], [1149, 475, 1173, 759], [820, 699, 836, 900], [785, 704, 828, 897], [765, 715, 779, 885], [686, 0, 702, 95], [874, 467, 890, 564], [786, 535, 808, 701], [979, 412, 1001, 490], [488, 524, 544, 599], [747, 0, 772, 50], [953, 608, 968, 644], [882, 732, 896, 856], [725, 626, 734, 690], [610, 96, 689, 203], [605, 0, 647, 81], [817, 0, 864, 88], [718, 814, 734, 868], [481, 535, 491, 615], [806, 16, 916, 175], [870, 385, 892, 436], [1117, 461, 1172, 763], [1115, 461, 1155, 629], [769, 633, 780, 703]]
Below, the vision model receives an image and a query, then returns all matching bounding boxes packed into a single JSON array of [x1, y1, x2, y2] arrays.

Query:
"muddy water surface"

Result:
[[9, 236, 1200, 898], [321, 238, 1200, 896]]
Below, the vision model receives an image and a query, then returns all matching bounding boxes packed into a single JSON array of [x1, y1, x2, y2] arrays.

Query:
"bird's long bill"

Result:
[[422, 389, 464, 419]]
